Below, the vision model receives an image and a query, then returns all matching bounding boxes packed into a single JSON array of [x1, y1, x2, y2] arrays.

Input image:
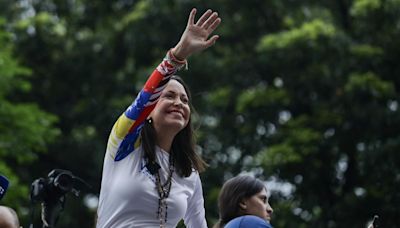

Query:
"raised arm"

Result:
[[107, 8, 221, 161]]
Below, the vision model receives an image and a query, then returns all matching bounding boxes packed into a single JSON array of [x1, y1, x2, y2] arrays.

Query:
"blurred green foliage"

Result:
[[0, 0, 399, 227], [0, 18, 59, 213]]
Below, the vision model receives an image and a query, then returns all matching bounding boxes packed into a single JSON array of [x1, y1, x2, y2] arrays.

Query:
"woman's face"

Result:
[[242, 188, 273, 221], [150, 79, 191, 134]]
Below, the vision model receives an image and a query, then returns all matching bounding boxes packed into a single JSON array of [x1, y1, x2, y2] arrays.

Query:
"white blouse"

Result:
[[96, 145, 207, 228]]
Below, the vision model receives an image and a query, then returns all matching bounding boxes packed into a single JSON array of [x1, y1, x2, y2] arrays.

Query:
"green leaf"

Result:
[[257, 19, 336, 51]]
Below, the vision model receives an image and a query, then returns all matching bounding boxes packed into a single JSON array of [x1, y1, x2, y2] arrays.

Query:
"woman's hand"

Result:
[[172, 8, 221, 60]]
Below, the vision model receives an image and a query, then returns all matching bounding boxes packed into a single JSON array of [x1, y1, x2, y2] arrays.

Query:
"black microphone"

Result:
[[0, 175, 9, 201]]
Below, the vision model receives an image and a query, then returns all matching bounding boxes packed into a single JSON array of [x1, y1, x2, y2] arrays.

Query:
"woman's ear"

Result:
[[239, 200, 247, 211]]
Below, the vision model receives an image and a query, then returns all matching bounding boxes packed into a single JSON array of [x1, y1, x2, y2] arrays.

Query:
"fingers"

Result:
[[187, 8, 196, 27], [204, 35, 219, 48], [202, 12, 219, 29], [206, 17, 221, 33], [195, 9, 213, 27]]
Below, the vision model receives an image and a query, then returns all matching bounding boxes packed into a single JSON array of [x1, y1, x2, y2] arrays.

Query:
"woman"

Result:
[[214, 175, 274, 228], [96, 8, 221, 228]]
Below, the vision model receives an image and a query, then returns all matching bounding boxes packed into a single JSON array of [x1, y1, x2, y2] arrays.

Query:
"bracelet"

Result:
[[165, 49, 188, 70], [168, 49, 186, 64]]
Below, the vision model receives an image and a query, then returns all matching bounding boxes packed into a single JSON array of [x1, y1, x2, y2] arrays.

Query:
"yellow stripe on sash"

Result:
[[113, 114, 135, 139]]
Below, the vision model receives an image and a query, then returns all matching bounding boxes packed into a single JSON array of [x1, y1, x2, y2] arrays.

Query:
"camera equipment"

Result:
[[30, 169, 90, 228], [372, 215, 379, 228]]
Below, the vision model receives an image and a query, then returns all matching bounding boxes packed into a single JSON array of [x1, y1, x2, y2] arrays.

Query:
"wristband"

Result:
[[165, 49, 188, 70]]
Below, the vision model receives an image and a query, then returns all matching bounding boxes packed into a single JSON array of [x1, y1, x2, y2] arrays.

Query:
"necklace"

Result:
[[154, 154, 174, 228]]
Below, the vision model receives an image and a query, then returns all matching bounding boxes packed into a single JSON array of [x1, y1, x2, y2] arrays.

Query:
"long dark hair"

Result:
[[141, 75, 207, 177], [213, 175, 266, 228]]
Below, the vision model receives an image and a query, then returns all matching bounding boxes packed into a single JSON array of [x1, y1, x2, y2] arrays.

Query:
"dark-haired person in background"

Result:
[[214, 175, 273, 228], [96, 8, 221, 228]]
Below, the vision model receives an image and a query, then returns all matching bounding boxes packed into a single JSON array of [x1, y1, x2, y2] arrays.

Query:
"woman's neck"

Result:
[[155, 129, 176, 153]]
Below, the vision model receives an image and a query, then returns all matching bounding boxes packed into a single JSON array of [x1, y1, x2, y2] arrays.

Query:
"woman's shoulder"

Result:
[[225, 215, 273, 228], [171, 169, 201, 192]]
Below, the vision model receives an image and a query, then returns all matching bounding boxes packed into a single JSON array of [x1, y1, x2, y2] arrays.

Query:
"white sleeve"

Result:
[[184, 173, 208, 228]]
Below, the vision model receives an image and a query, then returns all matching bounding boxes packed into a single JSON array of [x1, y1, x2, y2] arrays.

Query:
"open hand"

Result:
[[172, 8, 221, 60]]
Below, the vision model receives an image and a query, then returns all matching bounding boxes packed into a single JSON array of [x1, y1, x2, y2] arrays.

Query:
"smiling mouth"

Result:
[[168, 110, 184, 118]]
